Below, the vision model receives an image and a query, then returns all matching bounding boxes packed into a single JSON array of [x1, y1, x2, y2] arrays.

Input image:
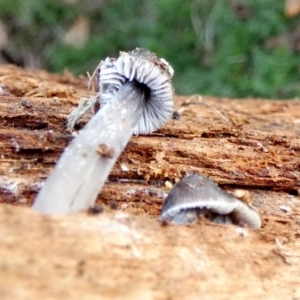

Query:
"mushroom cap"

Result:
[[160, 173, 261, 229], [98, 48, 174, 134]]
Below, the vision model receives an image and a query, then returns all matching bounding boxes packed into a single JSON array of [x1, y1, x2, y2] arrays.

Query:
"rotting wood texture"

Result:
[[0, 64, 300, 299], [0, 64, 299, 212]]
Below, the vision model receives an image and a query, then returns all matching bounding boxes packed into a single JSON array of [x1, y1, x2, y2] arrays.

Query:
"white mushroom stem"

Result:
[[33, 81, 145, 214]]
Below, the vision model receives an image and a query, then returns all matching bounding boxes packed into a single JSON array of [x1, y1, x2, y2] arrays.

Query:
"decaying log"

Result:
[[0, 64, 300, 299], [1, 65, 300, 213]]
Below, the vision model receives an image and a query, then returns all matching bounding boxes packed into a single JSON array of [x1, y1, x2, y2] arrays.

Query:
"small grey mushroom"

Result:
[[33, 48, 174, 215], [160, 174, 261, 229]]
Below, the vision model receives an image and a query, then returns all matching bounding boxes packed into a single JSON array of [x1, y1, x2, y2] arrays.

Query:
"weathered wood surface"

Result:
[[1, 65, 300, 214], [0, 64, 300, 299]]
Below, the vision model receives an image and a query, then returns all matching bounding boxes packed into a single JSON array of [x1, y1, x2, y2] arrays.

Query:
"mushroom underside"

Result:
[[99, 50, 174, 135], [160, 199, 261, 229], [164, 207, 233, 225]]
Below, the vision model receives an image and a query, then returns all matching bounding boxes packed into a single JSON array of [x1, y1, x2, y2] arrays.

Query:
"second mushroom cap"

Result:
[[160, 173, 261, 229]]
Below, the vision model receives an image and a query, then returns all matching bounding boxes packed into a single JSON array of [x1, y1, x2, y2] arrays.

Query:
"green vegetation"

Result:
[[1, 0, 300, 98]]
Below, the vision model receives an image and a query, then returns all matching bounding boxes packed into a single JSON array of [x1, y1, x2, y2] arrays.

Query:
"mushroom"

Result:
[[160, 174, 261, 229], [33, 48, 174, 215]]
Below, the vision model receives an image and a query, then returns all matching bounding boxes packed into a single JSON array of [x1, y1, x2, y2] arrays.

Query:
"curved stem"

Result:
[[33, 81, 145, 214]]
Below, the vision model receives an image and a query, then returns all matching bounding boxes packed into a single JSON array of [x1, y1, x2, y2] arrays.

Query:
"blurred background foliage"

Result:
[[1, 0, 300, 98]]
